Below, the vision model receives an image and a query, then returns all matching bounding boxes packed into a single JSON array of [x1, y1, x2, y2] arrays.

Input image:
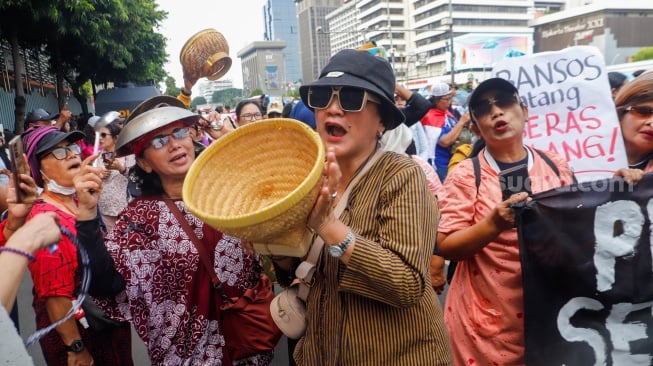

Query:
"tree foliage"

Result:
[[0, 0, 169, 127], [163, 76, 181, 97], [211, 88, 243, 107], [190, 96, 207, 110], [631, 47, 653, 62], [249, 88, 263, 98]]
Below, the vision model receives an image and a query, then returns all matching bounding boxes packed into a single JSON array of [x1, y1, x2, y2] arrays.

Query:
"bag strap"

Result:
[[295, 148, 385, 301], [163, 200, 225, 294], [533, 148, 560, 177]]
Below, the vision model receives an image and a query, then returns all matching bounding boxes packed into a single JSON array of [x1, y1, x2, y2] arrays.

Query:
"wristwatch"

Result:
[[328, 229, 355, 258], [209, 118, 224, 131], [65, 339, 84, 353]]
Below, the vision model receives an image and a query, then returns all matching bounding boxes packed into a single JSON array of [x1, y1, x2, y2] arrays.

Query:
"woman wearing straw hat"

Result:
[[276, 49, 452, 365], [72, 106, 273, 365]]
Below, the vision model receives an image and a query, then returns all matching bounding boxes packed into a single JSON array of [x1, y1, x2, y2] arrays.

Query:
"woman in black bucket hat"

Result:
[[276, 49, 453, 365]]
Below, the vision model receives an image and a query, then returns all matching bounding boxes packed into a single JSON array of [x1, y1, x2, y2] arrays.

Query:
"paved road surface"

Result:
[[17, 272, 289, 366], [18, 269, 448, 365]]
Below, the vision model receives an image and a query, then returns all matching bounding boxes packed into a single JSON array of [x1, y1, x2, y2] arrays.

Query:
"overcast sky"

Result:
[[156, 0, 267, 91]]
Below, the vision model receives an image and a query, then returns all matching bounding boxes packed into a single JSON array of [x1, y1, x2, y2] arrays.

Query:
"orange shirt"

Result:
[[438, 148, 574, 366]]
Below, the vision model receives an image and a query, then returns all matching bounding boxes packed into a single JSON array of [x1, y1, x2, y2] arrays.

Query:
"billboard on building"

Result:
[[265, 65, 280, 90], [453, 33, 532, 71]]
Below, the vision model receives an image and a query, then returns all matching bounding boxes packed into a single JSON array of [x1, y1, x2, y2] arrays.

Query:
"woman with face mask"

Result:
[[12, 126, 134, 366]]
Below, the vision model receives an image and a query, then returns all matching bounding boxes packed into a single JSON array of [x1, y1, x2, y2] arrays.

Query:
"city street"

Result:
[[17, 272, 292, 366], [17, 270, 448, 365]]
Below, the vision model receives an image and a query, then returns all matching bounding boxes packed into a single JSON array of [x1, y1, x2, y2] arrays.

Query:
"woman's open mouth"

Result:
[[494, 121, 508, 132], [170, 153, 187, 163], [326, 123, 347, 137]]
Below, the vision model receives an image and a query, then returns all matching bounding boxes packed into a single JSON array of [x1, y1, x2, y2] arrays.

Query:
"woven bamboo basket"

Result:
[[183, 119, 325, 257], [180, 29, 232, 81]]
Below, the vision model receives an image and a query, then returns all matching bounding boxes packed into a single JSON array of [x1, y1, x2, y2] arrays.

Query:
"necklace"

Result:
[[629, 153, 653, 170], [42, 191, 78, 216]]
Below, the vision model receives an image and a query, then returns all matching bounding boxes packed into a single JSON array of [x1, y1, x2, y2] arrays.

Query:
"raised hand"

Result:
[[73, 153, 104, 220], [3, 172, 39, 237], [306, 147, 342, 236]]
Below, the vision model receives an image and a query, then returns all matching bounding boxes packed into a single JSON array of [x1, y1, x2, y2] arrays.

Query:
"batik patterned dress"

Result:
[[98, 197, 272, 366]]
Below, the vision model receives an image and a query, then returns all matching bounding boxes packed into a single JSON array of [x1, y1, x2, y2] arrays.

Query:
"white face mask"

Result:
[[41, 171, 76, 196]]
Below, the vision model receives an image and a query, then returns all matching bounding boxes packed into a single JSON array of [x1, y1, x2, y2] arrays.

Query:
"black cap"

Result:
[[25, 108, 56, 124], [299, 49, 405, 130], [21, 126, 85, 187], [468, 78, 519, 123], [34, 130, 85, 157], [608, 71, 627, 89]]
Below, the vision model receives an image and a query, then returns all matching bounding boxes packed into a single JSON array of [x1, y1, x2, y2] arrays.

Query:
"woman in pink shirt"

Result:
[[436, 78, 575, 365]]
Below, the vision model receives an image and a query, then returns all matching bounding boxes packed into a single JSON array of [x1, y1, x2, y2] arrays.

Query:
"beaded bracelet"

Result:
[[0, 246, 36, 261]]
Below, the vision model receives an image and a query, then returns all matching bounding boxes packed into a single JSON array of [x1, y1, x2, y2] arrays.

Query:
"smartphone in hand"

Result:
[[498, 163, 530, 201], [102, 151, 115, 169], [8, 136, 29, 203]]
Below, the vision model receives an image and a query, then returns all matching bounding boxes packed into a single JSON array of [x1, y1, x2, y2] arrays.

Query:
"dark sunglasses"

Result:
[[47, 144, 82, 160], [100, 133, 111, 138], [622, 105, 653, 118], [307, 87, 380, 112], [149, 127, 190, 150], [470, 92, 520, 120]]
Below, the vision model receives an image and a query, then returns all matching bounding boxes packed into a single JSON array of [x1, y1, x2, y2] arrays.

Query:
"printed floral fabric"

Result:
[[99, 155, 134, 216], [97, 198, 269, 366]]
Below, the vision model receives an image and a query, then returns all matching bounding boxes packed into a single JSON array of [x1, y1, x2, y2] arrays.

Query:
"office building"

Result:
[[264, 0, 302, 85], [295, 0, 343, 83], [197, 79, 235, 103], [237, 41, 287, 97], [531, 1, 653, 67], [322, 0, 535, 87]]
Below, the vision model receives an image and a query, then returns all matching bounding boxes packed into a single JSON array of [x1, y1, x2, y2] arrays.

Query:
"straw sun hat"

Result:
[[183, 118, 325, 257]]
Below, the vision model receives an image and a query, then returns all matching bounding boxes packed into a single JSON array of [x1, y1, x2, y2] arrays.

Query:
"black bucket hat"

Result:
[[299, 49, 405, 130], [468, 78, 519, 124]]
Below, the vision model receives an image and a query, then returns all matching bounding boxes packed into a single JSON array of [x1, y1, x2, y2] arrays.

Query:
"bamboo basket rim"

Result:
[[182, 118, 325, 230]]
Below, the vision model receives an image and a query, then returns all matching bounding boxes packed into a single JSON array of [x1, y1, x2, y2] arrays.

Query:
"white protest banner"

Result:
[[492, 46, 628, 182]]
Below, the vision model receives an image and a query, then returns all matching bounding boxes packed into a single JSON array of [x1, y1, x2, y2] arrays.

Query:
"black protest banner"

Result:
[[516, 173, 653, 366]]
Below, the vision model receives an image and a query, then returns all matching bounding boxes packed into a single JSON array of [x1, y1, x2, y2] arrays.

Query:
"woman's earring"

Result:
[[377, 131, 383, 140]]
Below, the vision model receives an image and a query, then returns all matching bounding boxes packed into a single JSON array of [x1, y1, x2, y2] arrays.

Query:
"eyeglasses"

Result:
[[100, 133, 111, 138], [148, 127, 190, 150], [240, 113, 263, 121], [47, 144, 82, 160], [307, 87, 381, 112], [622, 105, 653, 118], [470, 92, 520, 120]]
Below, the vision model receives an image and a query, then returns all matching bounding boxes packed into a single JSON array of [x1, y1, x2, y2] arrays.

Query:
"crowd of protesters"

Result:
[[0, 46, 650, 366]]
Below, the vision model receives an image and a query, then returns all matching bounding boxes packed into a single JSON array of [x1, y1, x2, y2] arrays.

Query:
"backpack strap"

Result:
[[533, 149, 559, 177], [472, 156, 481, 192], [532, 148, 578, 184]]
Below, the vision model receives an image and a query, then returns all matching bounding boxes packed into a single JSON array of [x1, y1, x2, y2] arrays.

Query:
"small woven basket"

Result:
[[180, 29, 232, 81], [183, 119, 325, 257]]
